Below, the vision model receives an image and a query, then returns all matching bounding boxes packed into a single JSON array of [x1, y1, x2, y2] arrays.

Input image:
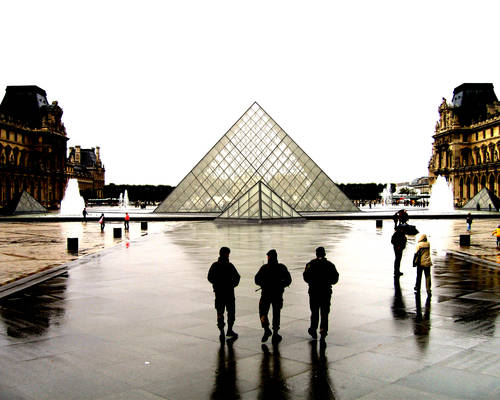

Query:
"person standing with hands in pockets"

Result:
[[303, 247, 339, 341]]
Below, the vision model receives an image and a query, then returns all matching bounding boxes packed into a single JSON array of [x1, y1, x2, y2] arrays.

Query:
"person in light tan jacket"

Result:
[[413, 234, 432, 296]]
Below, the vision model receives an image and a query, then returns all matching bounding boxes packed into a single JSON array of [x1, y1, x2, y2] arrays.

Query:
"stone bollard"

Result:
[[459, 234, 470, 246], [376, 219, 383, 228], [141, 221, 148, 230], [113, 227, 122, 238], [67, 237, 78, 253]]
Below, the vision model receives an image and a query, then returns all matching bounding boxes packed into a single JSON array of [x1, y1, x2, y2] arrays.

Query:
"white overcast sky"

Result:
[[2, 1, 500, 185]]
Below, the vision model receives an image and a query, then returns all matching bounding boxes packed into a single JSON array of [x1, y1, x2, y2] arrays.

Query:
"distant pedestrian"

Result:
[[303, 247, 339, 341], [208, 247, 240, 341], [255, 249, 292, 344], [391, 225, 407, 276], [491, 225, 500, 247], [466, 213, 473, 231], [124, 212, 130, 230], [99, 213, 105, 232], [413, 234, 432, 296], [82, 208, 88, 222]]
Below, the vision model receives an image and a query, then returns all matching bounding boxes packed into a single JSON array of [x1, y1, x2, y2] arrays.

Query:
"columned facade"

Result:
[[429, 83, 500, 207]]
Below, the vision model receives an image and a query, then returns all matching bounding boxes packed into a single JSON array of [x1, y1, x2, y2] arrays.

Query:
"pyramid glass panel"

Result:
[[219, 181, 303, 221], [155, 102, 358, 213]]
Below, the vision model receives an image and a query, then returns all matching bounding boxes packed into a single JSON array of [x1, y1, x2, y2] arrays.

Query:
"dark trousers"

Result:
[[259, 294, 283, 331], [124, 220, 129, 230], [393, 248, 403, 274], [309, 291, 332, 334], [415, 266, 431, 293], [214, 293, 235, 330]]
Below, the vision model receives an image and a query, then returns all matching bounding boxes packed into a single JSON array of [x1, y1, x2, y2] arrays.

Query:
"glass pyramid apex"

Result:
[[218, 180, 303, 220], [155, 102, 358, 213]]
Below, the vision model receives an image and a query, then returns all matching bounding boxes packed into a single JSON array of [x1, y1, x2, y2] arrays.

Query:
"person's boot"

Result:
[[261, 327, 272, 342], [308, 327, 317, 340], [272, 330, 282, 344], [226, 327, 238, 340]]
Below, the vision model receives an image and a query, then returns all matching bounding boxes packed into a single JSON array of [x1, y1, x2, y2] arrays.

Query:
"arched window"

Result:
[[481, 176, 486, 189], [489, 174, 495, 192], [459, 177, 464, 199], [473, 176, 479, 195], [466, 177, 471, 199]]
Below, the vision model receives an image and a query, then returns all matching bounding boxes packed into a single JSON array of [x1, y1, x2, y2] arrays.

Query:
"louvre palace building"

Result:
[[428, 83, 500, 206], [0, 86, 104, 210]]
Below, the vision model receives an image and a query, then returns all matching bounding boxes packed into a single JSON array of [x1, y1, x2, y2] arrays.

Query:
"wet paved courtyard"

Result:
[[0, 219, 499, 399]]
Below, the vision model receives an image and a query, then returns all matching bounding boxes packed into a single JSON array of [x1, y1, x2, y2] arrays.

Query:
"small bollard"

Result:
[[376, 219, 383, 228], [113, 227, 122, 238], [459, 234, 470, 246], [141, 221, 148, 230], [67, 237, 78, 253]]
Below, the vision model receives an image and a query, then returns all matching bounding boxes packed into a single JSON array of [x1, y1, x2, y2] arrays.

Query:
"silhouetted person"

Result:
[[308, 341, 335, 400], [124, 212, 130, 230], [259, 344, 289, 400], [392, 212, 399, 228], [99, 213, 105, 232], [210, 341, 240, 400], [303, 247, 339, 341], [391, 225, 407, 276], [82, 208, 87, 222], [255, 249, 292, 344], [413, 234, 432, 297], [208, 247, 240, 341]]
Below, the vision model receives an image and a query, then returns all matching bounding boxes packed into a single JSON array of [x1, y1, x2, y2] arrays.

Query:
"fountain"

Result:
[[60, 178, 86, 215], [428, 175, 454, 212], [381, 183, 392, 206], [123, 190, 129, 208]]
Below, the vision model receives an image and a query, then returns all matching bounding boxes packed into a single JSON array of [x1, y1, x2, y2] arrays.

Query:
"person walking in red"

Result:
[[124, 212, 130, 230]]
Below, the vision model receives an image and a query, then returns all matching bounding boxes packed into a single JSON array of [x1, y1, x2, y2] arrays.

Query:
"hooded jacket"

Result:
[[413, 234, 432, 268], [255, 254, 292, 296]]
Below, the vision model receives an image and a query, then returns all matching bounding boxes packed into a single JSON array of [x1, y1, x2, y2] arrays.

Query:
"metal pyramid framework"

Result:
[[219, 180, 303, 220], [155, 102, 358, 214], [0, 191, 46, 215], [462, 188, 500, 211]]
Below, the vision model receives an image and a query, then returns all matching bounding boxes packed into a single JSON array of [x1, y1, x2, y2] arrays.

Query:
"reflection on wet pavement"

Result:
[[0, 220, 499, 399]]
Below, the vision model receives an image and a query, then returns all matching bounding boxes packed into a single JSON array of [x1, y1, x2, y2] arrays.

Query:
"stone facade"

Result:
[[67, 146, 105, 198], [0, 86, 68, 209], [428, 83, 500, 206]]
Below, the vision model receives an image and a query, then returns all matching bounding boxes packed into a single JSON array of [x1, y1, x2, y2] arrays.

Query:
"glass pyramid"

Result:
[[219, 180, 303, 220], [155, 102, 358, 214], [2, 191, 47, 215], [463, 188, 500, 211]]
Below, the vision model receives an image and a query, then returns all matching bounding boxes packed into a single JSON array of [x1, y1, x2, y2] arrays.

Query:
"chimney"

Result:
[[95, 146, 101, 163], [75, 145, 81, 164]]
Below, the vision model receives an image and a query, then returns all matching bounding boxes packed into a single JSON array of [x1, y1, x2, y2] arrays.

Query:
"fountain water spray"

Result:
[[381, 183, 392, 206], [60, 178, 86, 215], [428, 175, 454, 212]]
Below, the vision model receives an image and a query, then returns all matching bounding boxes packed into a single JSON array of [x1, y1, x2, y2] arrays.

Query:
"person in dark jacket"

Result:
[[208, 247, 241, 341], [303, 247, 339, 341], [391, 225, 407, 277], [255, 249, 292, 344]]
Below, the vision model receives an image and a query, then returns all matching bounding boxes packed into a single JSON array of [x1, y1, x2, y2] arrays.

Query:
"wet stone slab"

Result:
[[0, 219, 499, 399]]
